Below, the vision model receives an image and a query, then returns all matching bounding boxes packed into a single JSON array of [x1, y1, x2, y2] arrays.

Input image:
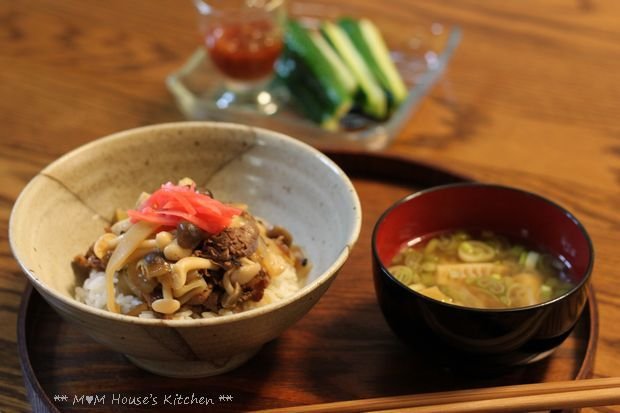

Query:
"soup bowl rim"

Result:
[[371, 182, 594, 314]]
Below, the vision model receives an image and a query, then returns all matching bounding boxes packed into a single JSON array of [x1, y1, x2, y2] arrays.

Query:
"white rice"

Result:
[[75, 260, 302, 319], [243, 264, 300, 311], [75, 271, 142, 314]]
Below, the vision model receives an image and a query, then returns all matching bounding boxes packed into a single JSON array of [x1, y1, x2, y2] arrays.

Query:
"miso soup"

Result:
[[388, 230, 574, 308]]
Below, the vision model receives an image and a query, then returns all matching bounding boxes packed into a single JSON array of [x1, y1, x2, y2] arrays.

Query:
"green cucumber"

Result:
[[284, 20, 353, 120], [309, 31, 357, 94], [275, 53, 340, 130], [285, 77, 340, 131], [321, 21, 387, 119], [339, 18, 408, 107]]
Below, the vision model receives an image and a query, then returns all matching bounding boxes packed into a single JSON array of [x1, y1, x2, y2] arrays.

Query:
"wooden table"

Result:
[[1, 0, 619, 412]]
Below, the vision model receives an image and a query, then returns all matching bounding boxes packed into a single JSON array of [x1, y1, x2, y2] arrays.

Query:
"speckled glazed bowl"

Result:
[[10, 122, 361, 377]]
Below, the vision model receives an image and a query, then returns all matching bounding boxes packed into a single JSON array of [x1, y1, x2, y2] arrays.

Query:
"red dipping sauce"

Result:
[[205, 18, 282, 81]]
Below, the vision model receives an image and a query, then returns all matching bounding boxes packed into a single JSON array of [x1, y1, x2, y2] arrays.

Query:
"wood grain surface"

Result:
[[1, 0, 619, 412]]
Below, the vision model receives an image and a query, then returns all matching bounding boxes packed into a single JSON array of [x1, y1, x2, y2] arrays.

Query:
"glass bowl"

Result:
[[167, 1, 461, 150]]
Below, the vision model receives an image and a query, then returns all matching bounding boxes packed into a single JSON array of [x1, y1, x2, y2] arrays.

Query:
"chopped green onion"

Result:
[[388, 265, 415, 284], [460, 242, 474, 254], [404, 249, 423, 268], [524, 251, 540, 270], [424, 238, 440, 254], [437, 235, 454, 251], [540, 284, 552, 301], [458, 240, 496, 262]]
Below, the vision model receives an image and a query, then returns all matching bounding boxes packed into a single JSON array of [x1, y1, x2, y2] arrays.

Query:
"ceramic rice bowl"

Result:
[[10, 122, 361, 377]]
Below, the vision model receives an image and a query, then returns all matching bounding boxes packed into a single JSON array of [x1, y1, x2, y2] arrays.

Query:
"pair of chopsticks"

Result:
[[251, 377, 620, 412]]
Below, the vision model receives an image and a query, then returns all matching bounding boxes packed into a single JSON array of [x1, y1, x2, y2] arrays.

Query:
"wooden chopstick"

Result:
[[250, 377, 620, 413], [379, 387, 620, 412]]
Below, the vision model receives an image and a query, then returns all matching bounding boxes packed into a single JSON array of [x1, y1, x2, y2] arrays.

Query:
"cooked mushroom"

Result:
[[267, 225, 293, 246], [176, 221, 205, 249], [137, 251, 171, 279], [93, 233, 119, 259], [163, 239, 193, 261], [121, 262, 158, 296]]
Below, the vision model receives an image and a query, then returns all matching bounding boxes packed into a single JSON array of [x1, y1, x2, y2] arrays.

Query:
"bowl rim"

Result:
[[10, 121, 363, 326], [371, 182, 595, 313]]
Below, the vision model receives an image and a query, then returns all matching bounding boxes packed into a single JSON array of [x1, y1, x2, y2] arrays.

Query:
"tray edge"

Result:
[[18, 283, 60, 413], [15, 151, 599, 411]]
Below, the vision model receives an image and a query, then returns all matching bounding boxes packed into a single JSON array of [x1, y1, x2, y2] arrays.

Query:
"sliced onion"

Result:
[[105, 221, 158, 313]]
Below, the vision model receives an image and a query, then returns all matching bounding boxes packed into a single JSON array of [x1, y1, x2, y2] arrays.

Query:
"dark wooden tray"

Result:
[[17, 151, 598, 413]]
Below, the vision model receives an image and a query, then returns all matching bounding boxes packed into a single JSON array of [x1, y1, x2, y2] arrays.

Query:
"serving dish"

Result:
[[9, 122, 361, 378], [373, 183, 593, 369], [17, 151, 598, 413], [166, 1, 461, 150]]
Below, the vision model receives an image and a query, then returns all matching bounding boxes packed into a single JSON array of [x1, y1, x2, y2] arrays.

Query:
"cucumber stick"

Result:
[[275, 54, 340, 130], [339, 18, 408, 106], [321, 21, 387, 119], [284, 20, 353, 119], [309, 31, 357, 94], [285, 72, 340, 131]]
